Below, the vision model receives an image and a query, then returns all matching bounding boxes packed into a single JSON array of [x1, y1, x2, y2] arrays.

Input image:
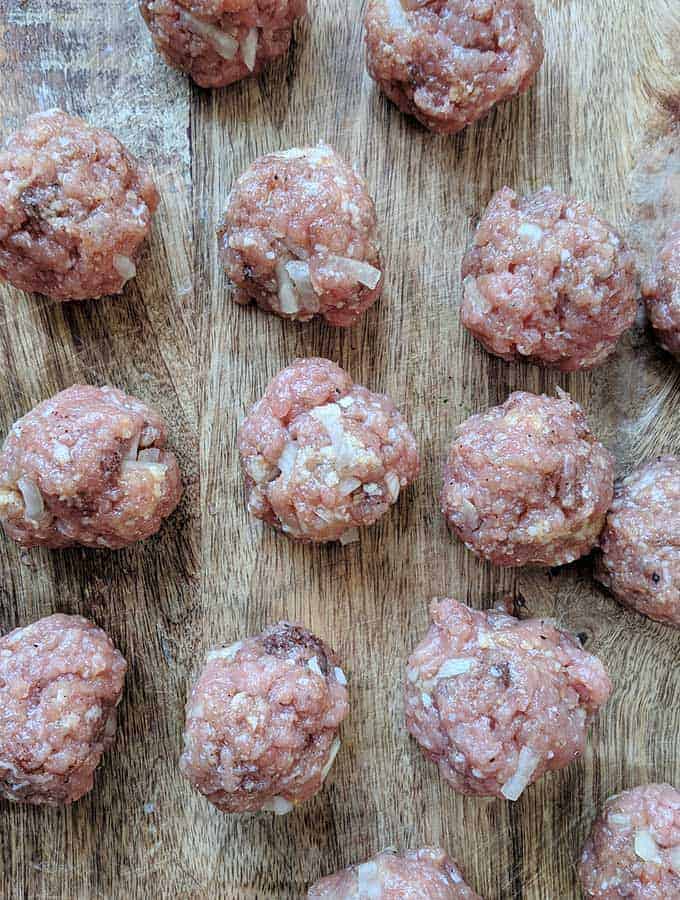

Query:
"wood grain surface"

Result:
[[0, 0, 678, 897]]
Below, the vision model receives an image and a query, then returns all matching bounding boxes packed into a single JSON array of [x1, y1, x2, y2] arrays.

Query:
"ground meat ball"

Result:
[[405, 599, 612, 801], [441, 390, 614, 567], [218, 145, 383, 327], [0, 385, 183, 549], [308, 847, 481, 899], [461, 187, 638, 371], [179, 621, 349, 813], [140, 0, 306, 88], [363, 0, 544, 135], [642, 221, 680, 359], [579, 784, 680, 898], [0, 109, 158, 301], [0, 614, 126, 805], [238, 358, 419, 542], [595, 456, 680, 628]]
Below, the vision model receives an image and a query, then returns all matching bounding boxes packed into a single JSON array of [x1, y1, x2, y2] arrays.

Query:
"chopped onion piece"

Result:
[[338, 477, 361, 496], [357, 860, 382, 898], [307, 655, 323, 677], [207, 641, 242, 662], [271, 148, 307, 159], [327, 255, 382, 289], [310, 403, 358, 470], [340, 527, 359, 545], [181, 11, 238, 59], [285, 259, 320, 312], [321, 737, 341, 781], [124, 431, 141, 460], [261, 796, 294, 815], [113, 254, 137, 282], [385, 472, 400, 502], [518, 222, 543, 242], [669, 846, 680, 875], [277, 442, 298, 480], [436, 658, 475, 679], [17, 476, 44, 522], [334, 666, 347, 685], [138, 448, 161, 463], [276, 260, 299, 314], [120, 460, 167, 478], [241, 27, 258, 72], [501, 747, 541, 801], [608, 813, 632, 826], [634, 829, 662, 864]]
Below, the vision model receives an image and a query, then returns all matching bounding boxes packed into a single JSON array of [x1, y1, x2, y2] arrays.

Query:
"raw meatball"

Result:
[[364, 0, 544, 135], [0, 385, 183, 549], [140, 0, 306, 88], [461, 187, 638, 371], [218, 145, 383, 327], [237, 358, 419, 542], [405, 599, 612, 800], [441, 390, 614, 567], [179, 621, 349, 813], [595, 456, 680, 628], [308, 847, 481, 899], [642, 221, 680, 359], [0, 109, 158, 301], [0, 614, 126, 805], [579, 784, 680, 898]]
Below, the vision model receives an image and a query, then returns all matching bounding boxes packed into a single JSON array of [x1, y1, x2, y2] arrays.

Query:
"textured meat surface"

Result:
[[308, 846, 481, 898], [0, 614, 126, 805], [461, 187, 638, 371], [596, 456, 680, 627], [405, 599, 611, 800], [642, 221, 680, 359], [179, 622, 349, 813], [140, 0, 306, 88], [219, 145, 383, 327], [0, 385, 183, 549], [580, 784, 680, 898], [441, 390, 614, 567], [238, 358, 419, 542], [364, 0, 544, 134], [0, 109, 158, 301]]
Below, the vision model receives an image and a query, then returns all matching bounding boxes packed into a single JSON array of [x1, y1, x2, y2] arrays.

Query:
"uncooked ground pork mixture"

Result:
[[461, 187, 638, 370], [596, 456, 680, 628], [238, 358, 419, 542], [219, 144, 383, 327], [308, 847, 481, 899], [364, 0, 544, 135], [0, 109, 158, 301], [580, 784, 680, 898], [642, 221, 680, 359], [0, 385, 183, 549], [0, 614, 126, 805], [140, 0, 306, 88], [405, 599, 612, 800], [179, 621, 349, 813], [441, 390, 614, 567]]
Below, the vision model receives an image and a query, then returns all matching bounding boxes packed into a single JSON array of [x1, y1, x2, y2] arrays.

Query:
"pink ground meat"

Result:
[[364, 0, 544, 135], [140, 0, 306, 88], [219, 145, 383, 327], [308, 847, 481, 899], [0, 614, 126, 805], [179, 621, 349, 814], [461, 187, 638, 371], [0, 109, 158, 301], [405, 599, 612, 801], [642, 221, 680, 359], [580, 784, 680, 898], [441, 390, 614, 567], [238, 358, 419, 542], [596, 456, 680, 628], [0, 385, 183, 549]]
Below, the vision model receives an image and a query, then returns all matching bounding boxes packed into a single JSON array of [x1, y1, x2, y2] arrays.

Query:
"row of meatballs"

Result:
[[2, 604, 677, 897], [0, 110, 677, 368], [0, 360, 677, 629]]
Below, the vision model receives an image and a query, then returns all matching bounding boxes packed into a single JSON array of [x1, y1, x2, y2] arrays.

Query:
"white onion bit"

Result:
[[669, 845, 680, 875], [182, 11, 238, 59], [327, 255, 382, 290], [262, 796, 294, 815], [501, 747, 541, 801], [321, 737, 341, 782], [307, 655, 323, 677], [113, 254, 137, 282], [356, 860, 382, 898], [17, 477, 44, 522], [334, 666, 347, 686], [284, 260, 320, 312], [634, 829, 662, 864], [276, 260, 300, 314], [241, 27, 258, 71], [436, 658, 475, 679]]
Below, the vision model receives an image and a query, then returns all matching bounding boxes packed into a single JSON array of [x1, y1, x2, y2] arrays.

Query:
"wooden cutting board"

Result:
[[0, 1, 678, 897]]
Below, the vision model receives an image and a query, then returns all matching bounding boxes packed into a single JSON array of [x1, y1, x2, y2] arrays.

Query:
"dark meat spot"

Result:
[[262, 622, 332, 674], [577, 631, 589, 646], [651, 572, 661, 584], [243, 265, 254, 281], [100, 450, 122, 478]]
